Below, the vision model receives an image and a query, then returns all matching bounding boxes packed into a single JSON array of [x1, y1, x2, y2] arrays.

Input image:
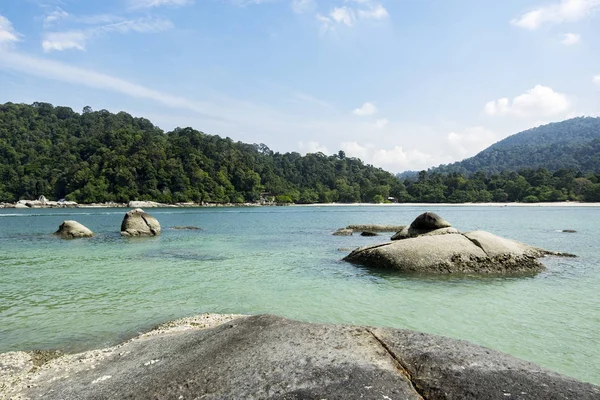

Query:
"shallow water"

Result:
[[0, 205, 599, 384]]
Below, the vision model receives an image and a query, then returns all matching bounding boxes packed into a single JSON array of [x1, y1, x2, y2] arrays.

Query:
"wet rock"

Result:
[[54, 220, 94, 239], [120, 208, 161, 237], [360, 231, 378, 237]]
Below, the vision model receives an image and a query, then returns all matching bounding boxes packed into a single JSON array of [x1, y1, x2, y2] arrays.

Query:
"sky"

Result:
[[1, 0, 599, 173]]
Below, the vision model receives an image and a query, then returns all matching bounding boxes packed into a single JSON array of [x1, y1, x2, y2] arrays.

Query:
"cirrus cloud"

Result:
[[0, 15, 20, 46]]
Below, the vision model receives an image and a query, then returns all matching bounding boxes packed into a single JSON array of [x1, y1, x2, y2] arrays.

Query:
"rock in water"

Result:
[[391, 212, 457, 240], [345, 213, 572, 274], [410, 212, 451, 230], [332, 228, 353, 236], [5, 315, 598, 400], [54, 220, 94, 239], [360, 231, 378, 236], [391, 226, 460, 240], [120, 208, 161, 237]]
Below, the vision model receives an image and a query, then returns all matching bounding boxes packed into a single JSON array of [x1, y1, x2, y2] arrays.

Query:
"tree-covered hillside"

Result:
[[0, 102, 406, 204], [434, 117, 600, 175]]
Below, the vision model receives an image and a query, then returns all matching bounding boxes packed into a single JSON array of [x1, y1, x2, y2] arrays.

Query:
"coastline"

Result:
[[3, 200, 600, 209]]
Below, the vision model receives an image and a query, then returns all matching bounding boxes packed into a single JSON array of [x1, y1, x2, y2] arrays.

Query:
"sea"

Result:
[[0, 205, 598, 384]]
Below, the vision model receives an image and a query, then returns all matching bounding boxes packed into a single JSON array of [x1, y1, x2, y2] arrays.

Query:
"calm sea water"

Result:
[[0, 205, 599, 384]]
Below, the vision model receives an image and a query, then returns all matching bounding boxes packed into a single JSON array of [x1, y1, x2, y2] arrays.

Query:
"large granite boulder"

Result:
[[392, 212, 457, 240], [392, 226, 461, 240], [54, 220, 94, 239], [120, 208, 161, 237], [345, 213, 572, 274], [2, 314, 597, 399]]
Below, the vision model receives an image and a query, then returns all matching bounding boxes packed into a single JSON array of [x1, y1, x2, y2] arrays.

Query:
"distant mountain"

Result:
[[432, 117, 600, 175]]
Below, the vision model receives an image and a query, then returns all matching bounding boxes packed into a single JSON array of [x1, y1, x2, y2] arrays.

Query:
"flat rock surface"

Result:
[[2, 314, 598, 400]]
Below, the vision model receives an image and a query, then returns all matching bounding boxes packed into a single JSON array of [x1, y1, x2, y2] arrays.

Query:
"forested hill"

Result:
[[0, 102, 405, 204], [433, 117, 600, 175]]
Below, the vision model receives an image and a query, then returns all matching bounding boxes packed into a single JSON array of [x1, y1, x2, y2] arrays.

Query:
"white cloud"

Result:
[[340, 141, 436, 171], [331, 7, 355, 26], [42, 31, 87, 52], [447, 127, 497, 158], [0, 50, 212, 113], [357, 4, 389, 19], [130, 0, 194, 8], [291, 0, 316, 14], [374, 118, 388, 128], [316, 14, 334, 33], [593, 74, 600, 84], [353, 102, 377, 116], [298, 141, 330, 154], [44, 9, 69, 26], [484, 85, 570, 118], [0, 15, 20, 46], [561, 32, 581, 45], [317, 0, 388, 32], [42, 18, 173, 52], [511, 0, 600, 30]]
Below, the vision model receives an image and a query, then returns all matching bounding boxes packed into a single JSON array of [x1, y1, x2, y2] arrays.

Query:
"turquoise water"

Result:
[[0, 205, 599, 384]]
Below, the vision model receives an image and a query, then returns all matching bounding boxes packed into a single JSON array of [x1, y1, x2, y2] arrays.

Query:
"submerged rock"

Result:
[[172, 226, 202, 230], [332, 228, 353, 236], [360, 231, 378, 236], [54, 220, 94, 239], [3, 314, 597, 399], [120, 208, 161, 237], [345, 213, 572, 274]]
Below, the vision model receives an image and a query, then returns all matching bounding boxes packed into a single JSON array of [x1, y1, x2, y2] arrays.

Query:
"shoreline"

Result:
[[3, 200, 600, 209]]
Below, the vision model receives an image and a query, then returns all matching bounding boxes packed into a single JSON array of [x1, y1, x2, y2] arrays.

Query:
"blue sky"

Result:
[[1, 0, 599, 172]]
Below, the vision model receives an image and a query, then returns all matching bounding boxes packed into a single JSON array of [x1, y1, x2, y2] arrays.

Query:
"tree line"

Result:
[[2, 102, 599, 205], [399, 169, 600, 203], [0, 102, 404, 204]]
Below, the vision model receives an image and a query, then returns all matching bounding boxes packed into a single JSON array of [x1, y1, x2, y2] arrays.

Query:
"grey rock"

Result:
[[332, 228, 353, 236], [371, 326, 600, 400], [409, 212, 451, 230], [391, 226, 460, 240], [463, 230, 545, 258], [172, 226, 202, 230], [345, 234, 517, 273], [9, 315, 598, 400], [346, 224, 405, 233], [120, 208, 161, 237], [360, 231, 378, 236], [54, 220, 94, 239]]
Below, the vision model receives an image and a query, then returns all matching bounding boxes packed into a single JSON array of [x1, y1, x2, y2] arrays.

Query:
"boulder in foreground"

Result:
[[54, 220, 94, 239], [120, 208, 161, 237], [1, 314, 597, 399]]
